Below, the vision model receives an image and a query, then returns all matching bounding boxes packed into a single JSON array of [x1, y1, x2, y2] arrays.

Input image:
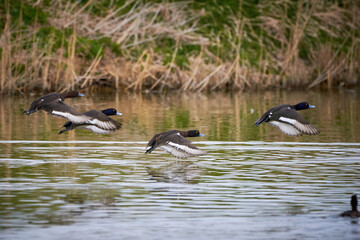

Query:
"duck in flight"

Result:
[[24, 91, 122, 133], [59, 108, 122, 134], [254, 102, 320, 136], [23, 91, 84, 116], [146, 130, 206, 159]]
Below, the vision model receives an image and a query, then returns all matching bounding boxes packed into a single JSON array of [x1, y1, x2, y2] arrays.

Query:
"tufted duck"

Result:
[[23, 91, 84, 116], [255, 102, 320, 136], [146, 130, 206, 159], [340, 194, 360, 217], [59, 108, 122, 134]]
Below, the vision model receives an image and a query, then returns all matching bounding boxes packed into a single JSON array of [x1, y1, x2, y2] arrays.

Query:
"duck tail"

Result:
[[23, 108, 39, 115], [58, 128, 70, 135], [59, 123, 72, 135], [254, 115, 269, 126], [254, 119, 264, 126], [23, 110, 31, 115], [62, 121, 72, 128], [145, 143, 157, 154]]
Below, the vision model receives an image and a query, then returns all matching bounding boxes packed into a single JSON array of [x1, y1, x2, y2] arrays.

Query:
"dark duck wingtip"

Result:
[[23, 104, 40, 116], [23, 110, 30, 115], [58, 128, 70, 135], [58, 121, 72, 135], [254, 117, 268, 126], [23, 108, 40, 116], [145, 142, 158, 154]]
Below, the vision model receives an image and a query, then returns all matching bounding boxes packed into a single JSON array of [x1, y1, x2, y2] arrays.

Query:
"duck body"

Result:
[[59, 108, 122, 134], [23, 91, 84, 116], [146, 130, 206, 159], [255, 102, 320, 136], [340, 194, 360, 217], [24, 91, 95, 124]]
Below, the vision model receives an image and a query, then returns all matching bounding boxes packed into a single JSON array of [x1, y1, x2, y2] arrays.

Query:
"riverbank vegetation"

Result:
[[0, 0, 359, 94]]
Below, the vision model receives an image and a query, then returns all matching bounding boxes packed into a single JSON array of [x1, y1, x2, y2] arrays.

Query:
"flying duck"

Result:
[[146, 130, 206, 159], [339, 194, 360, 217], [23, 91, 84, 116], [254, 102, 320, 136], [59, 108, 122, 134], [25, 92, 118, 131]]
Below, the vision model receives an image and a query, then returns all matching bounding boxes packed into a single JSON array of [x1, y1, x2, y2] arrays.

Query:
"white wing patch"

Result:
[[167, 141, 205, 155], [160, 145, 191, 159], [268, 121, 302, 136], [160, 141, 206, 159], [88, 118, 118, 130], [279, 116, 297, 125], [293, 122, 319, 135], [51, 110, 91, 123], [278, 117, 320, 135], [84, 126, 113, 134]]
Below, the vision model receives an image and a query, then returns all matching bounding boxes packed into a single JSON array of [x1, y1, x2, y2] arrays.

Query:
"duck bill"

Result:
[[199, 133, 205, 137], [308, 104, 315, 108], [116, 112, 123, 115], [78, 93, 85, 97]]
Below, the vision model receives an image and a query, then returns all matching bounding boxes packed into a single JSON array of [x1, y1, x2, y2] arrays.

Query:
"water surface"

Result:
[[0, 90, 360, 239]]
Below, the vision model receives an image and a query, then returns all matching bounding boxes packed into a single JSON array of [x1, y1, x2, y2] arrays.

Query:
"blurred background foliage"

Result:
[[0, 0, 359, 93]]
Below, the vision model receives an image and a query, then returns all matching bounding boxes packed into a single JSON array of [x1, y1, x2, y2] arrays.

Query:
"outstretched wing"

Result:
[[24, 93, 66, 115], [87, 117, 122, 131], [146, 130, 180, 149], [270, 109, 320, 136], [47, 100, 91, 124], [160, 133, 206, 159], [59, 110, 121, 134], [268, 121, 302, 136]]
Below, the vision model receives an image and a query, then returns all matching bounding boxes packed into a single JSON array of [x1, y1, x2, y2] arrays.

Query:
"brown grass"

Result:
[[0, 0, 359, 94]]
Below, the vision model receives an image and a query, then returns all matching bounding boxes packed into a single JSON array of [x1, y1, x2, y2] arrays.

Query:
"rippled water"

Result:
[[1, 90, 360, 239]]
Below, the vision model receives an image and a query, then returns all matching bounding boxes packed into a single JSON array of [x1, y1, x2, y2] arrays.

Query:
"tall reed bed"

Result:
[[0, 0, 359, 94]]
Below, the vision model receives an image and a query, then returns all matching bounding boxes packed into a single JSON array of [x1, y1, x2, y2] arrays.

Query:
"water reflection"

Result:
[[0, 140, 360, 239], [1, 90, 360, 142], [146, 161, 202, 184]]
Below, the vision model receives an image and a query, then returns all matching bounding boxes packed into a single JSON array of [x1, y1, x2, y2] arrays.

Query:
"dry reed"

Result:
[[0, 0, 359, 94]]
